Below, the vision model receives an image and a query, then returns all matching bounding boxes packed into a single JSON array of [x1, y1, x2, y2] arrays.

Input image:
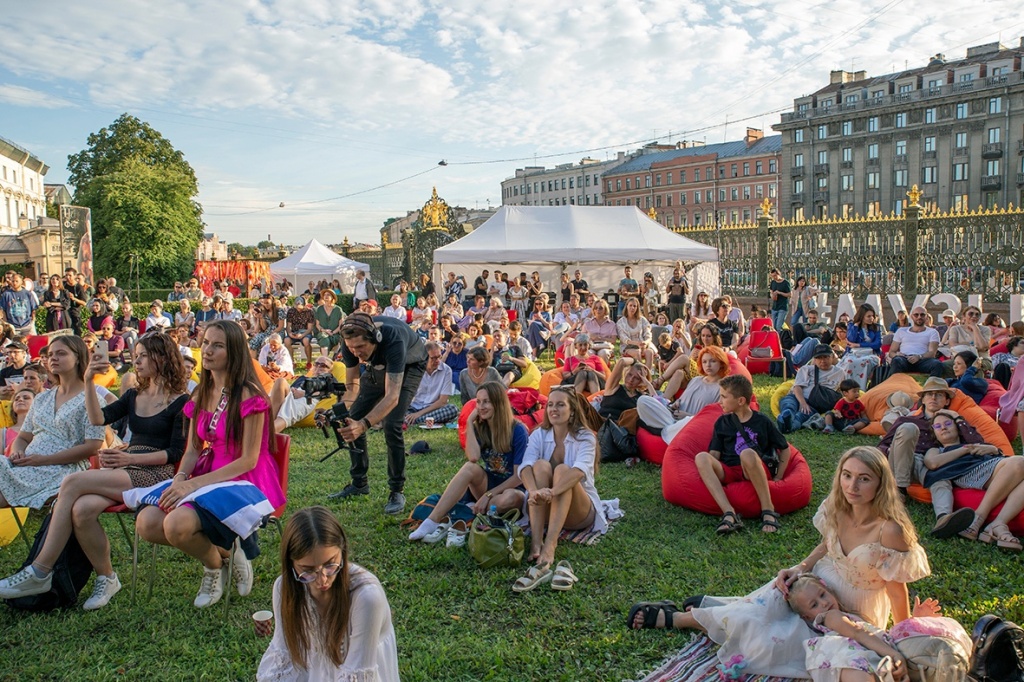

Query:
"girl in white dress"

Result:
[[258, 506, 399, 682]]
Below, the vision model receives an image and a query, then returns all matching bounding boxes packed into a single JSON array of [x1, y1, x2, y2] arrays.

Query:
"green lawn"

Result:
[[0, 375, 1021, 681]]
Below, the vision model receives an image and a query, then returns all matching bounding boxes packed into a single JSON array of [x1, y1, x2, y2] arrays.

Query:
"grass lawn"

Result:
[[0, 375, 1021, 681]]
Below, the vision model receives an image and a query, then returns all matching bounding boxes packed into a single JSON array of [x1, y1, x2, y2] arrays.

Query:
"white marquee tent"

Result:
[[432, 206, 720, 299], [270, 239, 370, 290]]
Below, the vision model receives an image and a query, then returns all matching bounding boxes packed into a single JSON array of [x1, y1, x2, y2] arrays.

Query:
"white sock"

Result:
[[409, 518, 439, 541]]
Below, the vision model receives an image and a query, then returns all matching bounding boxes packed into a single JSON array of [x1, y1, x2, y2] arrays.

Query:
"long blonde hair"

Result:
[[822, 446, 918, 546]]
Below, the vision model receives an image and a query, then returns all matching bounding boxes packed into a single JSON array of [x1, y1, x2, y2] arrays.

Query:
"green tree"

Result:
[[227, 242, 247, 255], [78, 160, 203, 287], [256, 240, 276, 250], [68, 113, 203, 285]]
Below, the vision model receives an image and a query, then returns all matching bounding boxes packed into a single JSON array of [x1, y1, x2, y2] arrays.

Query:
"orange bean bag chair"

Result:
[[539, 357, 611, 397], [661, 403, 813, 517], [980, 379, 1018, 442]]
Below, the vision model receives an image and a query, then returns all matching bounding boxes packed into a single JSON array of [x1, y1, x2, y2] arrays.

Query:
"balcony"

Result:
[[953, 81, 975, 92], [953, 146, 970, 157], [1017, 173, 1024, 186], [867, 157, 880, 167], [923, 150, 937, 160], [1018, 140, 1024, 154], [790, 193, 804, 203], [893, 154, 908, 166], [981, 175, 1002, 191], [988, 75, 1009, 85], [982, 143, 1003, 159], [813, 163, 830, 175], [925, 87, 944, 97], [840, 160, 854, 169], [813, 191, 829, 203], [790, 166, 804, 177]]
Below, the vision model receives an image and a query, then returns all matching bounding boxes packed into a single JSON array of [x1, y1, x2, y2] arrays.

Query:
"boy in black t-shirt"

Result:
[[694, 375, 791, 535]]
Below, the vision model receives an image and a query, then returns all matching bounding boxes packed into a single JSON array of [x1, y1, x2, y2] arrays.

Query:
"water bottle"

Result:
[[488, 504, 498, 522]]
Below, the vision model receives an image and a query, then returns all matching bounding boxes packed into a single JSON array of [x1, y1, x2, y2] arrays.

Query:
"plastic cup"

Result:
[[425, 417, 435, 428], [253, 610, 273, 637]]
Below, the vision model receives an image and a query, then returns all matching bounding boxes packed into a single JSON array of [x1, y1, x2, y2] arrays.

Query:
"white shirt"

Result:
[[521, 427, 608, 533], [382, 305, 406, 320], [257, 567, 399, 682], [894, 326, 940, 356], [410, 363, 453, 411], [354, 279, 368, 300], [258, 344, 294, 375]]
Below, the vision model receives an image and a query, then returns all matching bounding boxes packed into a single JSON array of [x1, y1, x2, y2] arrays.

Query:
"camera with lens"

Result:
[[307, 378, 363, 461]]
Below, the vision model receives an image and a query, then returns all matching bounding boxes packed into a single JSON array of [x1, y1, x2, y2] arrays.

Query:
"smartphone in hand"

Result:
[[95, 339, 110, 360]]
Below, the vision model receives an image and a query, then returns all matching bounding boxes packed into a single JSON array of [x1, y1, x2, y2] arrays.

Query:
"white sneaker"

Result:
[[0, 567, 52, 599], [423, 522, 453, 544], [446, 521, 469, 548], [83, 573, 122, 611], [231, 543, 253, 597], [194, 566, 226, 608]]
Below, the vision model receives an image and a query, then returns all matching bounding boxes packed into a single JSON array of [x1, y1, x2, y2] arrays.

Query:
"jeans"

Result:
[[790, 338, 818, 367], [770, 308, 787, 332], [889, 355, 945, 377], [778, 393, 813, 431], [347, 361, 425, 492]]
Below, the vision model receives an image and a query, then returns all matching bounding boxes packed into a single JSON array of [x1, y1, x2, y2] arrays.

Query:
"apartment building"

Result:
[[0, 135, 48, 234], [501, 154, 630, 207]]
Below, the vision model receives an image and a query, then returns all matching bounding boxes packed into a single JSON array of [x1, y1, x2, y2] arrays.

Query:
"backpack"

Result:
[[896, 634, 970, 682], [399, 494, 475, 532], [4, 513, 93, 611], [969, 615, 1024, 682]]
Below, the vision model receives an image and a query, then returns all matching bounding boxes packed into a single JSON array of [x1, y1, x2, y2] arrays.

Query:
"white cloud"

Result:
[[0, 84, 73, 109]]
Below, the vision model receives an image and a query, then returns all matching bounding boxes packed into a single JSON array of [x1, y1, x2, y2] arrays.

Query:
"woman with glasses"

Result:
[[258, 506, 398, 681], [941, 305, 991, 360]]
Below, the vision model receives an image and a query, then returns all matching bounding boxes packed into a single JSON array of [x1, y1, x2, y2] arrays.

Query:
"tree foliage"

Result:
[[256, 240, 276, 250], [68, 114, 203, 286]]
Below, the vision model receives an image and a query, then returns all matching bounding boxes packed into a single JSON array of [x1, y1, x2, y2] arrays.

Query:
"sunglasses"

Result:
[[314, 362, 332, 368], [931, 420, 955, 430]]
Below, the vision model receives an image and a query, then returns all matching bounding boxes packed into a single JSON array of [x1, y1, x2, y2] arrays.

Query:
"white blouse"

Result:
[[257, 565, 399, 682], [520, 428, 608, 533]]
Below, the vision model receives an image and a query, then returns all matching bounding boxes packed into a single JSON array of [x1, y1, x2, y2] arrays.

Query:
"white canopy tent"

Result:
[[269, 239, 370, 291], [432, 206, 720, 301]]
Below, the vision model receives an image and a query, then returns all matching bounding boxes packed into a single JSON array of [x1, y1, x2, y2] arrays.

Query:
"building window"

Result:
[[755, 161, 763, 174], [867, 171, 880, 189], [655, 195, 662, 207], [960, 72, 974, 82], [928, 78, 942, 89], [769, 183, 776, 197], [895, 140, 907, 156], [693, 191, 700, 204], [613, 180, 619, 191], [899, 83, 913, 93], [842, 203, 854, 218], [867, 200, 881, 217], [794, 179, 804, 193], [743, 163, 749, 176], [817, 176, 828, 189], [894, 199, 904, 216], [842, 121, 852, 136], [986, 159, 1000, 176], [798, 103, 808, 113], [817, 150, 828, 165], [694, 213, 702, 226], [794, 153, 804, 168], [743, 186, 751, 199], [925, 108, 935, 124], [842, 175, 854, 191], [953, 162, 969, 181], [922, 166, 937, 184], [635, 176, 641, 188], [755, 185, 764, 198], [895, 113, 907, 128], [719, 166, 725, 178], [989, 97, 1003, 114], [706, 190, 713, 202], [645, 176, 651, 188], [679, 192, 686, 205], [666, 172, 673, 184], [953, 194, 968, 212], [842, 147, 852, 162], [569, 177, 574, 189], [719, 189, 726, 202], [845, 94, 858, 104], [988, 128, 1000, 144], [868, 143, 879, 160], [731, 164, 738, 178], [868, 117, 879, 132], [731, 188, 739, 200], [817, 124, 827, 140], [680, 170, 686, 183], [956, 103, 968, 119], [871, 89, 885, 99], [694, 168, 700, 182], [924, 136, 936, 152], [894, 169, 908, 186], [794, 129, 804, 143], [769, 160, 777, 173], [625, 178, 631, 190]]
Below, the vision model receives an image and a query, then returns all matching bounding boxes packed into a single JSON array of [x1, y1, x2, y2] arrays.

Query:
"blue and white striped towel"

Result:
[[122, 480, 273, 540]]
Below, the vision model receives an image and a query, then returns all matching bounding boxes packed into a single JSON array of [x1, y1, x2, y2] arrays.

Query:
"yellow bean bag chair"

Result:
[[770, 380, 795, 418], [0, 508, 29, 547], [0, 401, 11, 429], [511, 360, 541, 390], [292, 362, 347, 428]]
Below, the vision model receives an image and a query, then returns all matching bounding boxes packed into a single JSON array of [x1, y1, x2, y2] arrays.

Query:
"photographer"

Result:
[[329, 313, 426, 516]]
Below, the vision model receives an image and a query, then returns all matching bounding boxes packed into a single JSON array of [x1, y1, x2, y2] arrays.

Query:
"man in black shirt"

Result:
[[63, 268, 87, 336], [473, 269, 490, 299], [571, 270, 589, 296], [665, 265, 689, 323], [330, 313, 427, 515], [0, 342, 29, 400]]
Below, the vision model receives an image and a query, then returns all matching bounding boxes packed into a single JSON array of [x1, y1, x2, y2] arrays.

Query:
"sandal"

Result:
[[716, 511, 744, 535], [626, 600, 679, 630], [682, 594, 705, 612], [551, 560, 578, 591], [512, 564, 553, 593], [959, 514, 983, 541], [978, 523, 1023, 552], [759, 509, 782, 534]]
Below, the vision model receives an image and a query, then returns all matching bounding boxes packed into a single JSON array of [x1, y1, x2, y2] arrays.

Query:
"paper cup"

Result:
[[253, 610, 274, 637], [425, 417, 435, 428]]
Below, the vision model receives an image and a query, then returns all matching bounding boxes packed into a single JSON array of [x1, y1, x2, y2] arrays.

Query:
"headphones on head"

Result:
[[343, 312, 383, 343]]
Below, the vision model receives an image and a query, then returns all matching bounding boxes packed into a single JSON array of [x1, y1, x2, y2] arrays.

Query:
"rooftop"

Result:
[[608, 135, 782, 175]]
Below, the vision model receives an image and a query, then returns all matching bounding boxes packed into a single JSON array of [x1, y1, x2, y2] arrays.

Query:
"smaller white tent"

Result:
[[270, 239, 370, 289], [432, 206, 720, 297]]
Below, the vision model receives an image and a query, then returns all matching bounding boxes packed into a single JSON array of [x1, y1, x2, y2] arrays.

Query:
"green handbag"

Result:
[[467, 509, 525, 569]]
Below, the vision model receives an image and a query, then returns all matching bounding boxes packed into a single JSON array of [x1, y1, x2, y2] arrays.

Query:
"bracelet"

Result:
[[484, 491, 493, 499], [361, 418, 372, 431], [174, 472, 188, 480]]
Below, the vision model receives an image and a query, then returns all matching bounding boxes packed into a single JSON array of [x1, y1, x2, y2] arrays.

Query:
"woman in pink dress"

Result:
[[135, 320, 285, 609]]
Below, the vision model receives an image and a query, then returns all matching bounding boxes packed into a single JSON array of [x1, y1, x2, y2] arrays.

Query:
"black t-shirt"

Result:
[[473, 276, 488, 297], [573, 278, 589, 293], [657, 340, 681, 363], [599, 385, 638, 421], [705, 317, 738, 347], [708, 411, 788, 472], [340, 316, 427, 373], [666, 276, 689, 304], [0, 363, 26, 384], [769, 279, 791, 311]]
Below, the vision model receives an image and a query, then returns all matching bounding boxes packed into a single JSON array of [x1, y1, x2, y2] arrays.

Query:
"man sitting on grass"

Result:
[[404, 341, 457, 427], [694, 374, 791, 535]]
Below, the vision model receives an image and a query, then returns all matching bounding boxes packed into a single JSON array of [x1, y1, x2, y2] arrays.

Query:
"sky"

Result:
[[1, 0, 1021, 246]]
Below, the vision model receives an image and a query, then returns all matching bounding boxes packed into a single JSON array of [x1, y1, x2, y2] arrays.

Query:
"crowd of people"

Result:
[[0, 262, 1022, 681]]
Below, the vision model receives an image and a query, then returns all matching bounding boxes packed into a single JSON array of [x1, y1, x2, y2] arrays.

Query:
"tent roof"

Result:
[[269, 239, 369, 278], [432, 206, 718, 265]]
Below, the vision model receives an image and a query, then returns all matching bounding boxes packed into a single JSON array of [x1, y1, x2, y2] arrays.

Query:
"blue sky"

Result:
[[1, 1, 1020, 245]]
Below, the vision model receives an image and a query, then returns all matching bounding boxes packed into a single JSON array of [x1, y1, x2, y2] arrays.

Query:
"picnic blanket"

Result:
[[634, 634, 807, 682]]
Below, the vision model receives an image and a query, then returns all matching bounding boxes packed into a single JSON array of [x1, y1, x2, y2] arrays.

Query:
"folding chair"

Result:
[[749, 318, 773, 333], [744, 329, 787, 380]]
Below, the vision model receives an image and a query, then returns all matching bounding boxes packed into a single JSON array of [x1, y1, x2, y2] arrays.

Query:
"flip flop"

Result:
[[512, 564, 553, 593], [551, 560, 578, 591]]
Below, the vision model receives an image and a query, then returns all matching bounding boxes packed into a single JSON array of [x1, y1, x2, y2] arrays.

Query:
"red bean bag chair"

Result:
[[980, 379, 1018, 442], [637, 427, 668, 466], [457, 392, 548, 449], [661, 403, 813, 518], [990, 341, 1008, 356], [906, 484, 1024, 536]]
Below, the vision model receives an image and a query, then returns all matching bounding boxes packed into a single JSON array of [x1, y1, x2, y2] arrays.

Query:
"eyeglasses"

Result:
[[291, 562, 342, 584], [911, 313, 927, 317], [427, 354, 442, 360], [314, 362, 332, 368], [931, 420, 955, 430], [966, 312, 980, 318]]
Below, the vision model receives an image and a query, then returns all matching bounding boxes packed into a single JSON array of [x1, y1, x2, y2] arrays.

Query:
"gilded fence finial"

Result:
[[906, 184, 923, 208], [759, 197, 772, 217]]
